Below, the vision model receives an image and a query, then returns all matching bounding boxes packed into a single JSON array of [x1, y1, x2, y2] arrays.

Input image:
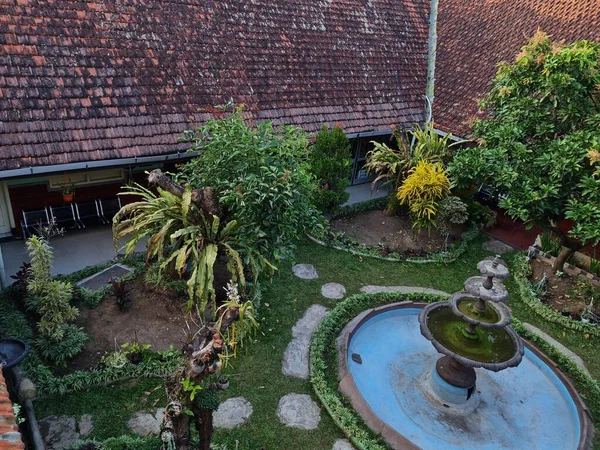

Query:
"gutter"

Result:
[[0, 151, 198, 180], [345, 130, 393, 140]]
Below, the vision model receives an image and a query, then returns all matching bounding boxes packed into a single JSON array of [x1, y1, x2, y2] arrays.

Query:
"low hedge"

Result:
[[310, 291, 599, 449], [512, 254, 600, 338]]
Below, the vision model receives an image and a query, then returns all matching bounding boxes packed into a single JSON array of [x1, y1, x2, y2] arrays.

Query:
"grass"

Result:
[[33, 236, 599, 448]]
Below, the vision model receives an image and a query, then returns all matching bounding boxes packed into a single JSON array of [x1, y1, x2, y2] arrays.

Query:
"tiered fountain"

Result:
[[418, 256, 524, 407], [337, 256, 593, 450]]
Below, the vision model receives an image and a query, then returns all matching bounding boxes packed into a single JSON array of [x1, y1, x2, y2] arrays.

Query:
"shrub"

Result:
[[177, 105, 318, 264], [109, 278, 131, 310], [465, 200, 496, 229], [397, 161, 450, 232], [35, 324, 87, 365], [437, 196, 468, 235], [309, 125, 352, 213], [538, 231, 562, 256]]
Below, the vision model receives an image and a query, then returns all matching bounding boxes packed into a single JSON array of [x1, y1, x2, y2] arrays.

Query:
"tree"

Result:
[[113, 105, 317, 449], [449, 32, 600, 270]]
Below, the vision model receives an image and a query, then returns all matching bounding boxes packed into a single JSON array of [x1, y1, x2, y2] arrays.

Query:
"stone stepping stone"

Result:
[[282, 304, 328, 379], [213, 397, 253, 429], [39, 415, 93, 450], [127, 408, 164, 437], [483, 239, 515, 255], [523, 323, 590, 374], [292, 263, 318, 279], [277, 393, 321, 429], [333, 439, 356, 450], [321, 282, 346, 299], [360, 285, 449, 296]]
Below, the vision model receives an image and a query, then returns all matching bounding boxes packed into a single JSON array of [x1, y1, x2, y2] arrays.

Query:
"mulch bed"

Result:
[[329, 209, 463, 255], [530, 258, 600, 320], [68, 277, 189, 371]]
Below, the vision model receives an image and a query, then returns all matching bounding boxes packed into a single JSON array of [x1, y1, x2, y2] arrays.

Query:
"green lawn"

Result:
[[34, 236, 599, 448]]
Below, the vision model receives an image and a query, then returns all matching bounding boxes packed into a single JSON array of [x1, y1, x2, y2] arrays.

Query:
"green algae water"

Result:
[[426, 306, 517, 363], [457, 299, 500, 324]]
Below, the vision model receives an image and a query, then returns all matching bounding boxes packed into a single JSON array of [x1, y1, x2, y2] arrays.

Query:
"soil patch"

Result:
[[330, 210, 462, 255], [68, 278, 188, 371], [530, 258, 600, 321]]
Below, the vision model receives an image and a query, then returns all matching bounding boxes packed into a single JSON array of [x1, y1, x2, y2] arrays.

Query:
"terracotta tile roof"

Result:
[[434, 0, 600, 137], [0, 371, 25, 450], [0, 0, 429, 171]]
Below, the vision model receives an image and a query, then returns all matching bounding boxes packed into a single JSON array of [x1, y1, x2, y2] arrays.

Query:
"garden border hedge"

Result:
[[512, 254, 600, 338], [310, 291, 600, 450], [309, 197, 480, 264]]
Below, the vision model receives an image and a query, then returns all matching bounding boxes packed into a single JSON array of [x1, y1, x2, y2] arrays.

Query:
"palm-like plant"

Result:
[[113, 184, 245, 317]]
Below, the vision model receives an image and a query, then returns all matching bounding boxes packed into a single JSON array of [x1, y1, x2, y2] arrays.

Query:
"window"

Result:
[[48, 169, 124, 189]]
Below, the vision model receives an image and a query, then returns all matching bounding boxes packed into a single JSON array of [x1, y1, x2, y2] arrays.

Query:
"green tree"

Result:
[[309, 124, 352, 212], [449, 32, 600, 270]]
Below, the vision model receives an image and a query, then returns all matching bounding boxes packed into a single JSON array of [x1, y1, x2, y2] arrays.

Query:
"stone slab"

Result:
[[127, 408, 164, 437], [523, 323, 590, 374], [333, 439, 356, 450], [77, 263, 133, 290], [359, 285, 449, 296], [283, 304, 328, 379], [321, 283, 346, 299], [213, 397, 253, 429], [292, 264, 318, 280], [483, 239, 515, 255], [277, 393, 321, 430], [39, 416, 79, 450]]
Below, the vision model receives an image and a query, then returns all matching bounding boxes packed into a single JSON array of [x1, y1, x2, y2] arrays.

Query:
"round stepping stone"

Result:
[[483, 239, 515, 255], [277, 393, 321, 429], [292, 264, 318, 279], [333, 439, 356, 450], [213, 397, 253, 429], [127, 408, 164, 437], [321, 283, 346, 299], [78, 414, 93, 437]]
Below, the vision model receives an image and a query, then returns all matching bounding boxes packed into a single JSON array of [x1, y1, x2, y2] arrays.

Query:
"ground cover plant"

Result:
[[32, 235, 600, 448], [449, 32, 600, 271]]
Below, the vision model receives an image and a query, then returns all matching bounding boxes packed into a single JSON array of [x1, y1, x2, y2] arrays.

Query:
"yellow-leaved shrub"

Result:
[[397, 161, 450, 232]]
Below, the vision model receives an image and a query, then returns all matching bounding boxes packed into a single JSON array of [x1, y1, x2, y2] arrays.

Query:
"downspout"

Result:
[[425, 0, 439, 125]]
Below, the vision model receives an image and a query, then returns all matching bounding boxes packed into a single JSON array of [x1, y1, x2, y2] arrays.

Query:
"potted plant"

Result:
[[216, 376, 229, 390], [121, 334, 151, 364], [58, 179, 76, 203]]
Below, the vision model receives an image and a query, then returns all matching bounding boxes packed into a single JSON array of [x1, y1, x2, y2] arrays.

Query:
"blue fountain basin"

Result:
[[347, 308, 583, 450]]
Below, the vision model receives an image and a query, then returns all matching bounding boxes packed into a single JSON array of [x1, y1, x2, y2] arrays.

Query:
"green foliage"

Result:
[[397, 161, 450, 232], [66, 435, 161, 450], [26, 236, 79, 342], [195, 388, 221, 412], [436, 196, 468, 236], [590, 255, 600, 277], [309, 125, 352, 212], [411, 122, 456, 163], [538, 231, 562, 257], [114, 184, 246, 316], [177, 105, 318, 263], [180, 375, 203, 401], [449, 33, 600, 252], [464, 200, 497, 229], [35, 324, 87, 366], [73, 287, 107, 309]]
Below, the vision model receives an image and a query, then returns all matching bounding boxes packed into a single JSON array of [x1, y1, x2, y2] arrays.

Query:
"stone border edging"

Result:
[[513, 254, 600, 338], [310, 292, 597, 450], [528, 247, 600, 287]]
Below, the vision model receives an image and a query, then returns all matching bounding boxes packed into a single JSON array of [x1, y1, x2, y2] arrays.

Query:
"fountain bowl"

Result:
[[0, 339, 29, 369]]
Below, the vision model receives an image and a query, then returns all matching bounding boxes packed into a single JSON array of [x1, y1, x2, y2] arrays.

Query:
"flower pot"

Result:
[[216, 378, 229, 390], [127, 352, 143, 365], [62, 192, 74, 203]]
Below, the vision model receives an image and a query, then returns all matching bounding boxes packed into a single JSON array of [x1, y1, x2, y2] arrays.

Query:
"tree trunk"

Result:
[[552, 246, 575, 272], [196, 408, 214, 450]]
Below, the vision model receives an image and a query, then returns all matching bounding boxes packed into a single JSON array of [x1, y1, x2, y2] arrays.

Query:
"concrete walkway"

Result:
[[0, 226, 146, 283], [343, 183, 388, 206]]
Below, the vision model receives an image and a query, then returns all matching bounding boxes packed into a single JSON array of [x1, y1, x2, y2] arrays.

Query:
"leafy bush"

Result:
[[67, 436, 161, 450], [109, 278, 130, 311], [436, 196, 468, 235], [177, 105, 318, 263], [449, 33, 600, 270], [309, 125, 352, 213], [465, 200, 496, 229], [35, 324, 87, 365], [397, 161, 450, 232], [538, 231, 562, 257], [72, 287, 106, 309]]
